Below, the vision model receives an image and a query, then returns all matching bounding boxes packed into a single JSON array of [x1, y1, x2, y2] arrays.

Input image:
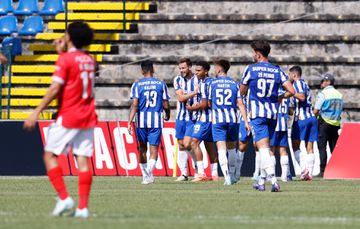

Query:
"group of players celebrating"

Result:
[[129, 40, 319, 192]]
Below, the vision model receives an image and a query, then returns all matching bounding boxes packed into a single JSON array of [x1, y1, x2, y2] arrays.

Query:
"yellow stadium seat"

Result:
[[15, 54, 103, 62], [48, 22, 131, 31], [36, 33, 120, 41], [68, 2, 149, 11], [1, 98, 57, 107], [1, 88, 47, 96], [11, 65, 55, 74], [2, 76, 52, 84], [28, 44, 112, 53], [1, 111, 53, 120], [55, 13, 140, 21]]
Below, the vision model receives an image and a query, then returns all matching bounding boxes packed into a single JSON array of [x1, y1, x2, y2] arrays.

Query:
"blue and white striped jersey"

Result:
[[293, 79, 315, 121], [241, 62, 289, 120], [173, 74, 197, 121], [197, 77, 212, 123], [275, 89, 290, 132], [130, 77, 170, 128], [187, 75, 201, 121], [209, 76, 240, 124]]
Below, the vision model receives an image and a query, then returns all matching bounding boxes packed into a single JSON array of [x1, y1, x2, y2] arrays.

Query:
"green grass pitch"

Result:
[[0, 176, 360, 229]]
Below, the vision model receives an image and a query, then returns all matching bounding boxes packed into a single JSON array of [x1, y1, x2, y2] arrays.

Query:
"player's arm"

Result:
[[128, 98, 139, 135], [24, 82, 62, 130], [282, 81, 296, 98], [313, 92, 325, 116], [175, 85, 200, 103], [186, 98, 207, 111], [163, 100, 171, 121]]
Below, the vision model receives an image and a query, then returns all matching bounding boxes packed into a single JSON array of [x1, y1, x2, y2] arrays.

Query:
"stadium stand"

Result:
[[39, 0, 64, 15], [0, 0, 359, 122], [18, 16, 44, 36], [0, 16, 17, 35], [0, 0, 13, 15], [13, 0, 38, 16]]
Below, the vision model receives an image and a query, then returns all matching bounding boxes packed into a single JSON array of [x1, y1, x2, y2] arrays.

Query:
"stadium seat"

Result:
[[0, 16, 17, 35], [2, 37, 22, 56], [18, 16, 44, 36], [39, 0, 64, 15], [0, 0, 12, 15], [13, 0, 38, 15]]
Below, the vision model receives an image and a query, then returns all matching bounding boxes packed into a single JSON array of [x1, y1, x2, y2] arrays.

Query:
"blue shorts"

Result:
[[251, 117, 277, 143], [238, 119, 251, 142], [192, 121, 213, 142], [272, 131, 289, 147], [291, 116, 318, 142], [136, 128, 162, 146], [212, 122, 239, 142], [175, 119, 195, 140]]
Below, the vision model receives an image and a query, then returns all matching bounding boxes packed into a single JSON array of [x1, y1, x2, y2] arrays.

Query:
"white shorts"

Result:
[[45, 123, 94, 157]]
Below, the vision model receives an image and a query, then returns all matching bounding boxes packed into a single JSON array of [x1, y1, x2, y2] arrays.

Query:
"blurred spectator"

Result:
[[314, 73, 343, 176], [0, 52, 7, 64]]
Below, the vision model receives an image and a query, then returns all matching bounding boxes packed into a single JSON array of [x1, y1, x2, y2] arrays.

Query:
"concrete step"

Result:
[[112, 43, 360, 57], [157, 1, 359, 14], [137, 22, 360, 36]]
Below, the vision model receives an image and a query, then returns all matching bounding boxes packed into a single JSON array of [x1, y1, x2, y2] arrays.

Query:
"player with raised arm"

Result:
[[209, 59, 249, 185], [24, 22, 96, 218], [288, 66, 318, 181], [186, 61, 218, 182], [128, 60, 170, 185], [240, 40, 295, 192], [173, 58, 199, 181]]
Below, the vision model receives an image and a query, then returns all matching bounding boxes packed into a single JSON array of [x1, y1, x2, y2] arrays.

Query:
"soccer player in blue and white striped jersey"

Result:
[[271, 89, 292, 182], [186, 61, 218, 182], [128, 60, 170, 184], [173, 58, 200, 181], [240, 40, 295, 192], [288, 66, 318, 181], [209, 59, 249, 185]]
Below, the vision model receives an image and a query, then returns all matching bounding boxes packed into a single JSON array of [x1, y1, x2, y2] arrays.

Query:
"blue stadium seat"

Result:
[[13, 0, 38, 16], [0, 0, 13, 15], [2, 37, 22, 57], [39, 0, 64, 15], [19, 16, 44, 36], [0, 16, 17, 35]]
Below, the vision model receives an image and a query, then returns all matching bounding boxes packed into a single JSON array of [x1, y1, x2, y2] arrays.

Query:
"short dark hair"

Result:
[[141, 60, 154, 72], [67, 21, 94, 49], [289, 65, 302, 76], [214, 59, 230, 73], [196, 61, 210, 71], [178, 58, 192, 67], [251, 40, 271, 57]]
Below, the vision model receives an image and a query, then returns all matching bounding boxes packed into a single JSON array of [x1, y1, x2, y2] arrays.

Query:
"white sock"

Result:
[[236, 151, 245, 177], [211, 163, 218, 176], [280, 155, 289, 179], [306, 153, 315, 176], [186, 150, 197, 173], [294, 149, 302, 167], [271, 155, 276, 167], [218, 149, 229, 180], [228, 148, 237, 175], [259, 169, 266, 185], [254, 152, 260, 176], [140, 163, 148, 177], [259, 148, 275, 176], [178, 150, 188, 176], [196, 161, 204, 175], [147, 159, 156, 175]]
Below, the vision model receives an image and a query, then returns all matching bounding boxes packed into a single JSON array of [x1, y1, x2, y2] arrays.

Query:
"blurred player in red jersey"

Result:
[[24, 21, 96, 218]]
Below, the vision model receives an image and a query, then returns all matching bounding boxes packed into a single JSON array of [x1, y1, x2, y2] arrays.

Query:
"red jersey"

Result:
[[52, 48, 97, 128]]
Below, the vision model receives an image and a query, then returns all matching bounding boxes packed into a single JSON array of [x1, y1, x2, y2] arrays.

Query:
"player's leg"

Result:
[[226, 123, 239, 184], [184, 121, 197, 174], [136, 128, 150, 182], [44, 123, 76, 216], [205, 141, 218, 181], [72, 128, 95, 218], [317, 119, 328, 175], [213, 123, 231, 185], [145, 128, 162, 184], [175, 120, 189, 181], [252, 144, 260, 181], [279, 146, 290, 182], [291, 121, 304, 171], [303, 117, 318, 180], [235, 120, 249, 182]]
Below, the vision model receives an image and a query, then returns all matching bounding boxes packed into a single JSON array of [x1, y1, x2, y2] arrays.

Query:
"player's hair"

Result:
[[196, 61, 210, 71], [141, 60, 154, 72], [178, 58, 192, 67], [67, 21, 94, 49], [289, 65, 302, 76], [251, 40, 271, 57], [214, 59, 230, 73]]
